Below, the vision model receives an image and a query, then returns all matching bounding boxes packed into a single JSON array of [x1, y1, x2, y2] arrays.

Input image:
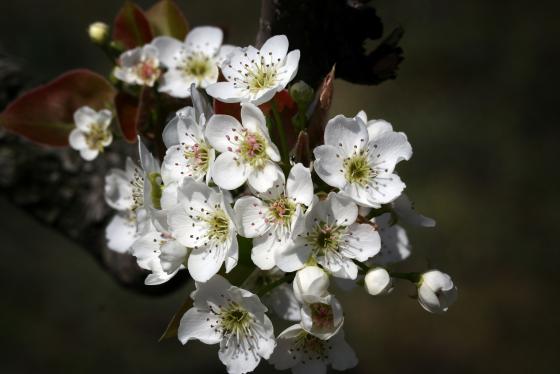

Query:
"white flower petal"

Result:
[[329, 331, 358, 371], [158, 70, 193, 98], [313, 145, 345, 189], [240, 102, 268, 135], [260, 34, 289, 60], [277, 49, 300, 86], [368, 131, 412, 171], [211, 152, 249, 190], [188, 245, 226, 282], [206, 81, 245, 103], [105, 214, 137, 253], [204, 114, 243, 152], [69, 129, 86, 150], [340, 223, 380, 261], [185, 26, 223, 55], [275, 241, 310, 272], [178, 308, 221, 345], [287, 163, 313, 206], [247, 161, 283, 193], [234, 196, 269, 238], [151, 36, 183, 67], [224, 238, 238, 273], [73, 106, 96, 131], [79, 148, 99, 161], [324, 115, 368, 155]]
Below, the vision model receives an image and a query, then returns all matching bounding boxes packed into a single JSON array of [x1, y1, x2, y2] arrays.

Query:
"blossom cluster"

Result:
[[70, 26, 457, 374]]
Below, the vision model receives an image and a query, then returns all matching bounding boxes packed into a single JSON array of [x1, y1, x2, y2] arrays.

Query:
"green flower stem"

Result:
[[389, 272, 421, 283], [256, 274, 291, 297], [271, 101, 289, 170], [354, 260, 370, 273]]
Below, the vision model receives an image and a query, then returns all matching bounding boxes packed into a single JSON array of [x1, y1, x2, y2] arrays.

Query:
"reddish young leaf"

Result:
[[213, 100, 241, 121], [114, 92, 139, 143], [307, 65, 335, 148], [146, 0, 189, 40], [0, 69, 116, 147], [113, 1, 154, 49], [114, 87, 157, 144]]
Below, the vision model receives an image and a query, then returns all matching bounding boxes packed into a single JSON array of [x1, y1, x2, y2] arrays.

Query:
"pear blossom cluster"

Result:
[[68, 25, 457, 374]]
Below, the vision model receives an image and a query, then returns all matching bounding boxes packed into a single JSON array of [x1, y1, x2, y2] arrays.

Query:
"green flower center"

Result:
[[205, 209, 230, 242], [182, 53, 213, 80], [220, 304, 251, 335], [344, 154, 374, 186], [85, 123, 111, 151], [247, 64, 277, 93], [239, 131, 268, 168], [308, 223, 344, 255], [148, 172, 163, 210]]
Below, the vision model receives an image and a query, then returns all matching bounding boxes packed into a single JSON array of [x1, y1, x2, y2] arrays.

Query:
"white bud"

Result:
[[364, 267, 392, 295], [418, 270, 458, 314], [293, 266, 329, 304], [88, 22, 109, 44]]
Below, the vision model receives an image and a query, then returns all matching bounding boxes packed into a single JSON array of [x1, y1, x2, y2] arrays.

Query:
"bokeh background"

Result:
[[1, 0, 559, 373]]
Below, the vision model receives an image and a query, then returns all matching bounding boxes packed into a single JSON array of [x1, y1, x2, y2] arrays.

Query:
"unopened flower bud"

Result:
[[289, 80, 314, 109], [293, 265, 329, 304], [88, 22, 109, 45], [417, 270, 458, 314], [364, 267, 392, 295]]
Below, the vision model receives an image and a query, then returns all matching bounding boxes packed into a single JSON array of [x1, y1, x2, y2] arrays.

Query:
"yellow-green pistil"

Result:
[[220, 304, 251, 335], [307, 223, 344, 256], [85, 123, 111, 152], [206, 209, 230, 242], [247, 63, 277, 93], [181, 53, 213, 81], [343, 154, 374, 186]]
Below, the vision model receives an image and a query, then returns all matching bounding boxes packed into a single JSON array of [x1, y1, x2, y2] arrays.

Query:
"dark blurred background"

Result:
[[1, 0, 559, 373]]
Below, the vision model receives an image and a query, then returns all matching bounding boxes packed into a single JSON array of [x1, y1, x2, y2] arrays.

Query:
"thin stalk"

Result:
[[256, 275, 290, 297]]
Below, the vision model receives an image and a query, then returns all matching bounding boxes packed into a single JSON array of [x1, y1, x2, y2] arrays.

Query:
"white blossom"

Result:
[[69, 106, 112, 161], [293, 266, 330, 304], [370, 213, 411, 265], [234, 163, 313, 269], [364, 267, 392, 296], [269, 325, 357, 374], [418, 270, 458, 314], [276, 193, 380, 279], [167, 178, 238, 282], [131, 212, 187, 285], [243, 268, 301, 322], [178, 275, 276, 374], [313, 112, 412, 208], [391, 194, 436, 227], [300, 294, 344, 340], [206, 35, 300, 105], [152, 26, 232, 98], [161, 106, 215, 185], [205, 102, 282, 192], [114, 44, 161, 86]]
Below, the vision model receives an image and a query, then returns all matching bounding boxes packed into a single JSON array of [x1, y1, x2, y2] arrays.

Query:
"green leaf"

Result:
[[112, 1, 154, 49], [0, 69, 116, 147], [146, 0, 189, 40]]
